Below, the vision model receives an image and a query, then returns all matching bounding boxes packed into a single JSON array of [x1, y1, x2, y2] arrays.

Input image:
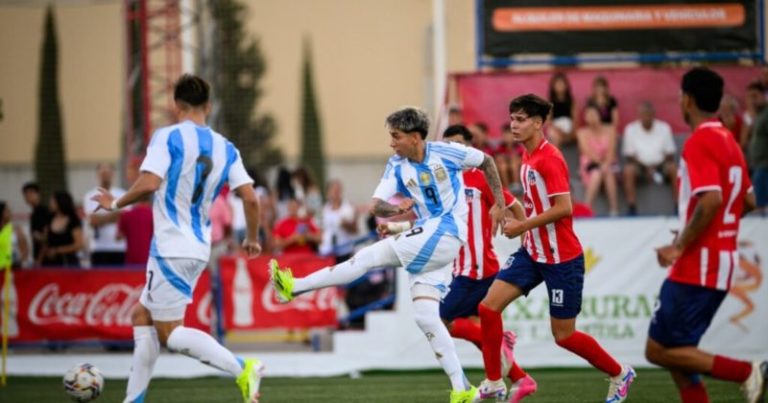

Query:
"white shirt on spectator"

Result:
[[319, 201, 356, 257], [84, 186, 127, 253], [622, 119, 676, 167]]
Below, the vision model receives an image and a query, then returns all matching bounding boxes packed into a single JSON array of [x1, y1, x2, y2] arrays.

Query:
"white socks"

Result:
[[166, 326, 243, 376], [124, 326, 160, 403], [412, 297, 467, 391], [293, 240, 400, 294]]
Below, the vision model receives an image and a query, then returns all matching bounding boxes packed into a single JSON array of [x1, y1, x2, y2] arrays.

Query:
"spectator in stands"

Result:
[[117, 195, 153, 266], [719, 95, 744, 144], [493, 123, 523, 193], [83, 163, 126, 266], [742, 81, 766, 149], [272, 198, 321, 255], [577, 105, 619, 216], [448, 105, 463, 126], [293, 166, 323, 218], [0, 201, 29, 268], [586, 75, 619, 129], [21, 182, 48, 263], [319, 179, 358, 263], [750, 98, 768, 213], [548, 72, 577, 147], [39, 190, 83, 267], [469, 122, 495, 155], [274, 166, 295, 220], [621, 101, 677, 216], [209, 187, 233, 255]]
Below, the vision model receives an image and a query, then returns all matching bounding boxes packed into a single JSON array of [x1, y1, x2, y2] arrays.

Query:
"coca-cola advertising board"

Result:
[[0, 269, 211, 343], [219, 255, 339, 329]]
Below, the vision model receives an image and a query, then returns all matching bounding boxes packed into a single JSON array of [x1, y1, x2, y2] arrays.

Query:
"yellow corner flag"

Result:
[[0, 222, 12, 387]]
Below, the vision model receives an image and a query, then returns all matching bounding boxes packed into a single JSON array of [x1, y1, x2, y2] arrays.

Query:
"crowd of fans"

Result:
[[449, 70, 768, 217]]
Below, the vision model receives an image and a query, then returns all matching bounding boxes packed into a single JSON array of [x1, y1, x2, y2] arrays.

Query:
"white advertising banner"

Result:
[[494, 217, 768, 367]]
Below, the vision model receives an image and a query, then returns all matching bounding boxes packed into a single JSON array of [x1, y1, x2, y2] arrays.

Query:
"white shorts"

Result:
[[386, 217, 462, 299], [139, 257, 207, 321]]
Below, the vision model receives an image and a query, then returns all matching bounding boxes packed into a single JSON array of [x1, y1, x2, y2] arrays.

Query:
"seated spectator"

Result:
[[586, 75, 619, 129], [39, 191, 83, 267], [548, 72, 577, 147], [468, 122, 495, 155], [493, 123, 523, 192], [319, 180, 358, 262], [273, 166, 296, 220], [117, 195, 153, 266], [621, 101, 677, 216], [577, 105, 619, 216], [742, 81, 766, 149], [719, 95, 744, 144], [21, 182, 48, 263], [0, 201, 29, 268], [273, 198, 321, 255], [293, 166, 323, 218]]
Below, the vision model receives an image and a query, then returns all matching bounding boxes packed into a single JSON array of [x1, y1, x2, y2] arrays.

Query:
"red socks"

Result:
[[711, 355, 752, 383], [478, 303, 503, 380], [555, 331, 622, 377], [449, 318, 483, 350], [680, 382, 709, 403], [508, 361, 527, 382]]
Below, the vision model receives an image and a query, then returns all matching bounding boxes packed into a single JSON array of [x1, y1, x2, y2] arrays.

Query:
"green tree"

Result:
[[35, 6, 67, 200], [299, 40, 326, 192], [209, 0, 281, 176]]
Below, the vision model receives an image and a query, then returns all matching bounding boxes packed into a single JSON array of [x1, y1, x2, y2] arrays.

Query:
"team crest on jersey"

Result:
[[419, 172, 432, 185], [527, 169, 536, 184], [434, 167, 447, 182], [465, 188, 474, 199]]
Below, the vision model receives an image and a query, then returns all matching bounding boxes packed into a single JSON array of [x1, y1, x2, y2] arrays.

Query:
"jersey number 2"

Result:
[[723, 166, 742, 224]]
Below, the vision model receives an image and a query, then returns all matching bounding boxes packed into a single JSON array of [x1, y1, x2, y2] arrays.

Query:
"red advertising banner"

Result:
[[0, 269, 210, 343], [454, 66, 760, 139], [219, 255, 339, 330]]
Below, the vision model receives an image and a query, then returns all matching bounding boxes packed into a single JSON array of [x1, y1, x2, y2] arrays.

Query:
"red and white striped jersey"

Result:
[[670, 119, 752, 291], [453, 168, 515, 280], [520, 140, 582, 264]]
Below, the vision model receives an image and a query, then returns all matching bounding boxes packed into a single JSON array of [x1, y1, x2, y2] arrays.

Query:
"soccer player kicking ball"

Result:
[[270, 107, 507, 403], [646, 67, 766, 403], [440, 125, 537, 402], [92, 75, 265, 403], [477, 94, 635, 403]]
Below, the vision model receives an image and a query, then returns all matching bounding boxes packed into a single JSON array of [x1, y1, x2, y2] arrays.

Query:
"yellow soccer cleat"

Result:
[[449, 385, 480, 403], [268, 259, 294, 303], [236, 358, 265, 403]]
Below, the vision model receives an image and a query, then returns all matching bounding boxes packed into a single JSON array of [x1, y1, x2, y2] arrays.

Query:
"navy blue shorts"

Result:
[[440, 276, 495, 322], [496, 248, 584, 319], [648, 279, 726, 348]]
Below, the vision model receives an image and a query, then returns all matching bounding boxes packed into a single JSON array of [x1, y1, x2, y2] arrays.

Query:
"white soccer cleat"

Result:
[[606, 364, 636, 403], [478, 378, 507, 402], [741, 361, 768, 403]]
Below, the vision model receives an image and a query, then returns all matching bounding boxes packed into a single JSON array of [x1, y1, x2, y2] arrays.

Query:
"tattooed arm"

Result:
[[371, 198, 414, 218], [478, 153, 506, 235]]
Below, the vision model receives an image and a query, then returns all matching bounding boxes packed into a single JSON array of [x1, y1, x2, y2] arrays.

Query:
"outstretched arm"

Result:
[[91, 172, 162, 211]]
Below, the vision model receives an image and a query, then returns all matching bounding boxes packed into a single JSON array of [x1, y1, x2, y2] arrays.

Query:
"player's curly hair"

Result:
[[385, 107, 430, 139], [174, 74, 210, 107], [509, 94, 552, 122]]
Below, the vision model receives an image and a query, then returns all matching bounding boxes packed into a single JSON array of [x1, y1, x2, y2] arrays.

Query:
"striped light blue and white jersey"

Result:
[[372, 141, 485, 242], [140, 120, 253, 261]]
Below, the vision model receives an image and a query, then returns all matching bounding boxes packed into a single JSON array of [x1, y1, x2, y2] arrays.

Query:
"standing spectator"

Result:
[[447, 105, 463, 126], [117, 195, 153, 266], [586, 75, 619, 129], [319, 180, 358, 262], [469, 122, 495, 155], [21, 182, 48, 263], [622, 101, 678, 216], [293, 166, 323, 218], [750, 97, 768, 213], [39, 191, 83, 267], [548, 72, 577, 147], [493, 124, 523, 193], [742, 81, 766, 149], [577, 105, 619, 216], [272, 198, 321, 255], [0, 201, 29, 268], [719, 95, 744, 144], [274, 166, 296, 220], [83, 163, 126, 266]]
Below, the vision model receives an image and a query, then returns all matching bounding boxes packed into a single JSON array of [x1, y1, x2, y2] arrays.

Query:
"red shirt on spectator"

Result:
[[273, 217, 321, 255], [118, 203, 153, 265]]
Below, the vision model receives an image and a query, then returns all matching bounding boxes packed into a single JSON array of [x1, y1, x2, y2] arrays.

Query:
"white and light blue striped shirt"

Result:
[[140, 120, 253, 261], [373, 141, 485, 242]]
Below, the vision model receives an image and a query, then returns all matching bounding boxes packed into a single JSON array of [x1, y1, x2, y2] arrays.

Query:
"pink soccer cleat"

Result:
[[508, 374, 537, 403]]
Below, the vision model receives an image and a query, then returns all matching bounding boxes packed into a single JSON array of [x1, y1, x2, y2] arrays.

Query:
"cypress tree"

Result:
[[299, 40, 326, 192]]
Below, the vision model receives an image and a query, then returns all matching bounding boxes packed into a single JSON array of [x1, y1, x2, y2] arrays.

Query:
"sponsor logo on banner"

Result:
[[28, 283, 141, 326]]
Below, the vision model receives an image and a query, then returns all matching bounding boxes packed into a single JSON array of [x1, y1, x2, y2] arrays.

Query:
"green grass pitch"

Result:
[[0, 368, 744, 402]]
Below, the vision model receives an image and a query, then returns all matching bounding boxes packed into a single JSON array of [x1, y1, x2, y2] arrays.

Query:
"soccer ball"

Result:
[[63, 363, 104, 402]]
